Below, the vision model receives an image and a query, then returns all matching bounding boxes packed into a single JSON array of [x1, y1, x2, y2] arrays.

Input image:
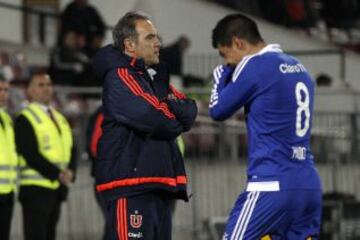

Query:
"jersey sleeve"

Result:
[[209, 59, 259, 121]]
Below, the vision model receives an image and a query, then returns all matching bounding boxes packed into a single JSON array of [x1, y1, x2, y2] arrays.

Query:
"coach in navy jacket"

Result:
[[93, 11, 197, 214]]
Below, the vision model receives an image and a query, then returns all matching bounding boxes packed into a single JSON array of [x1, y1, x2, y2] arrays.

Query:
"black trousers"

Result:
[[19, 186, 63, 240], [94, 183, 107, 240], [0, 192, 14, 240]]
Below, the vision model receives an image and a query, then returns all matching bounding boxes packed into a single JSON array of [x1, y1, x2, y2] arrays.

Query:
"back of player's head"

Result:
[[113, 11, 151, 52], [212, 13, 263, 48]]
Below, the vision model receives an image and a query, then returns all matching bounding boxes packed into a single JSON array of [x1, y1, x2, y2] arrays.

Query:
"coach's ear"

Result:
[[124, 37, 136, 53]]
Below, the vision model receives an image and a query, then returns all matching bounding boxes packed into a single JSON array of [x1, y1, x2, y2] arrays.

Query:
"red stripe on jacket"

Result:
[[124, 68, 175, 118], [117, 68, 175, 119], [169, 84, 186, 100], [119, 68, 166, 117], [90, 112, 104, 158], [96, 176, 188, 192]]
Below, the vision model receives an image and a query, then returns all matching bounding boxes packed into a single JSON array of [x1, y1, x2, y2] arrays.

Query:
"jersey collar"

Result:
[[257, 44, 283, 55]]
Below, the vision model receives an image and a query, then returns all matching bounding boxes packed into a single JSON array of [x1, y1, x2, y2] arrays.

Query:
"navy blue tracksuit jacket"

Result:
[[92, 45, 197, 202]]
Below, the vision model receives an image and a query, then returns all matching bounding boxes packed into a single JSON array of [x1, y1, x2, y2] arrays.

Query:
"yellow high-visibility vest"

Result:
[[176, 135, 185, 157], [19, 103, 73, 189], [0, 109, 17, 194]]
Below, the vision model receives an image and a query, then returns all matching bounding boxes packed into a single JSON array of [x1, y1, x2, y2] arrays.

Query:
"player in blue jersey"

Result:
[[209, 14, 322, 240]]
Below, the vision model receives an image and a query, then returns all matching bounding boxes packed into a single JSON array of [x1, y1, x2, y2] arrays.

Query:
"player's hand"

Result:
[[212, 64, 234, 87], [210, 65, 234, 106]]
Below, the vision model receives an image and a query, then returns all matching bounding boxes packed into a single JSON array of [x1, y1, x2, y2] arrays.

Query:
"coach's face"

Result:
[[133, 19, 161, 66]]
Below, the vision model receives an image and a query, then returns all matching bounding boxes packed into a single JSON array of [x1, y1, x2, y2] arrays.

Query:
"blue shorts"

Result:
[[105, 193, 172, 240], [223, 190, 322, 240]]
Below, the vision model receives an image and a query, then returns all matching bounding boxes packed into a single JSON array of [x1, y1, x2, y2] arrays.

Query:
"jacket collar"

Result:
[[93, 45, 161, 80], [122, 52, 147, 71]]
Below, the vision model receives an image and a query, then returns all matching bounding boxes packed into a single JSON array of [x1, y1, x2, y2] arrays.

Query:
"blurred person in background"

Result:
[[321, 0, 359, 40], [93, 11, 197, 240], [160, 35, 190, 77], [81, 32, 105, 87], [285, 0, 314, 32], [15, 73, 77, 240], [160, 35, 206, 88], [49, 30, 90, 86], [0, 76, 18, 240], [258, 0, 288, 26], [60, 0, 106, 55], [316, 73, 332, 87], [84, 32, 105, 59], [209, 14, 322, 239], [86, 105, 106, 239]]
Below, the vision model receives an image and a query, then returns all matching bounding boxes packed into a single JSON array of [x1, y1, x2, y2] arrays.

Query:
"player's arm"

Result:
[[209, 64, 258, 121], [103, 68, 184, 140]]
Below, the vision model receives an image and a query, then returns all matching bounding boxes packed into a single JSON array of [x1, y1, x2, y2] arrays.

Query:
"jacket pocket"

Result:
[[133, 139, 175, 177], [96, 125, 130, 182]]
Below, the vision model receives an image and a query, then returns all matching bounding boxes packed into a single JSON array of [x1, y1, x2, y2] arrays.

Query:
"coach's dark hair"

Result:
[[212, 13, 263, 48], [113, 11, 151, 51]]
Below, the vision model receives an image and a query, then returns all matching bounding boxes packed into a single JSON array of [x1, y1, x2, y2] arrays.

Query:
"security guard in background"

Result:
[[0, 76, 17, 240], [14, 73, 76, 240]]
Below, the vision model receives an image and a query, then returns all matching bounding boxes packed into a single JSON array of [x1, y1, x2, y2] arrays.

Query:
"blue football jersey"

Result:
[[209, 44, 321, 190]]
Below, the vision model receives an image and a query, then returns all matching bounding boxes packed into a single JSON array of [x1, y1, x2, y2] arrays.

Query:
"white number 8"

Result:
[[295, 82, 310, 137]]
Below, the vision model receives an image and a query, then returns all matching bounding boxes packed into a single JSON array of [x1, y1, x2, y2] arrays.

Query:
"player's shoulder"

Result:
[[231, 54, 261, 82]]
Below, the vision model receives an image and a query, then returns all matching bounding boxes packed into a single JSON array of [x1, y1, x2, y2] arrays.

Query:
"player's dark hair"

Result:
[[212, 13, 263, 48], [113, 11, 151, 52]]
